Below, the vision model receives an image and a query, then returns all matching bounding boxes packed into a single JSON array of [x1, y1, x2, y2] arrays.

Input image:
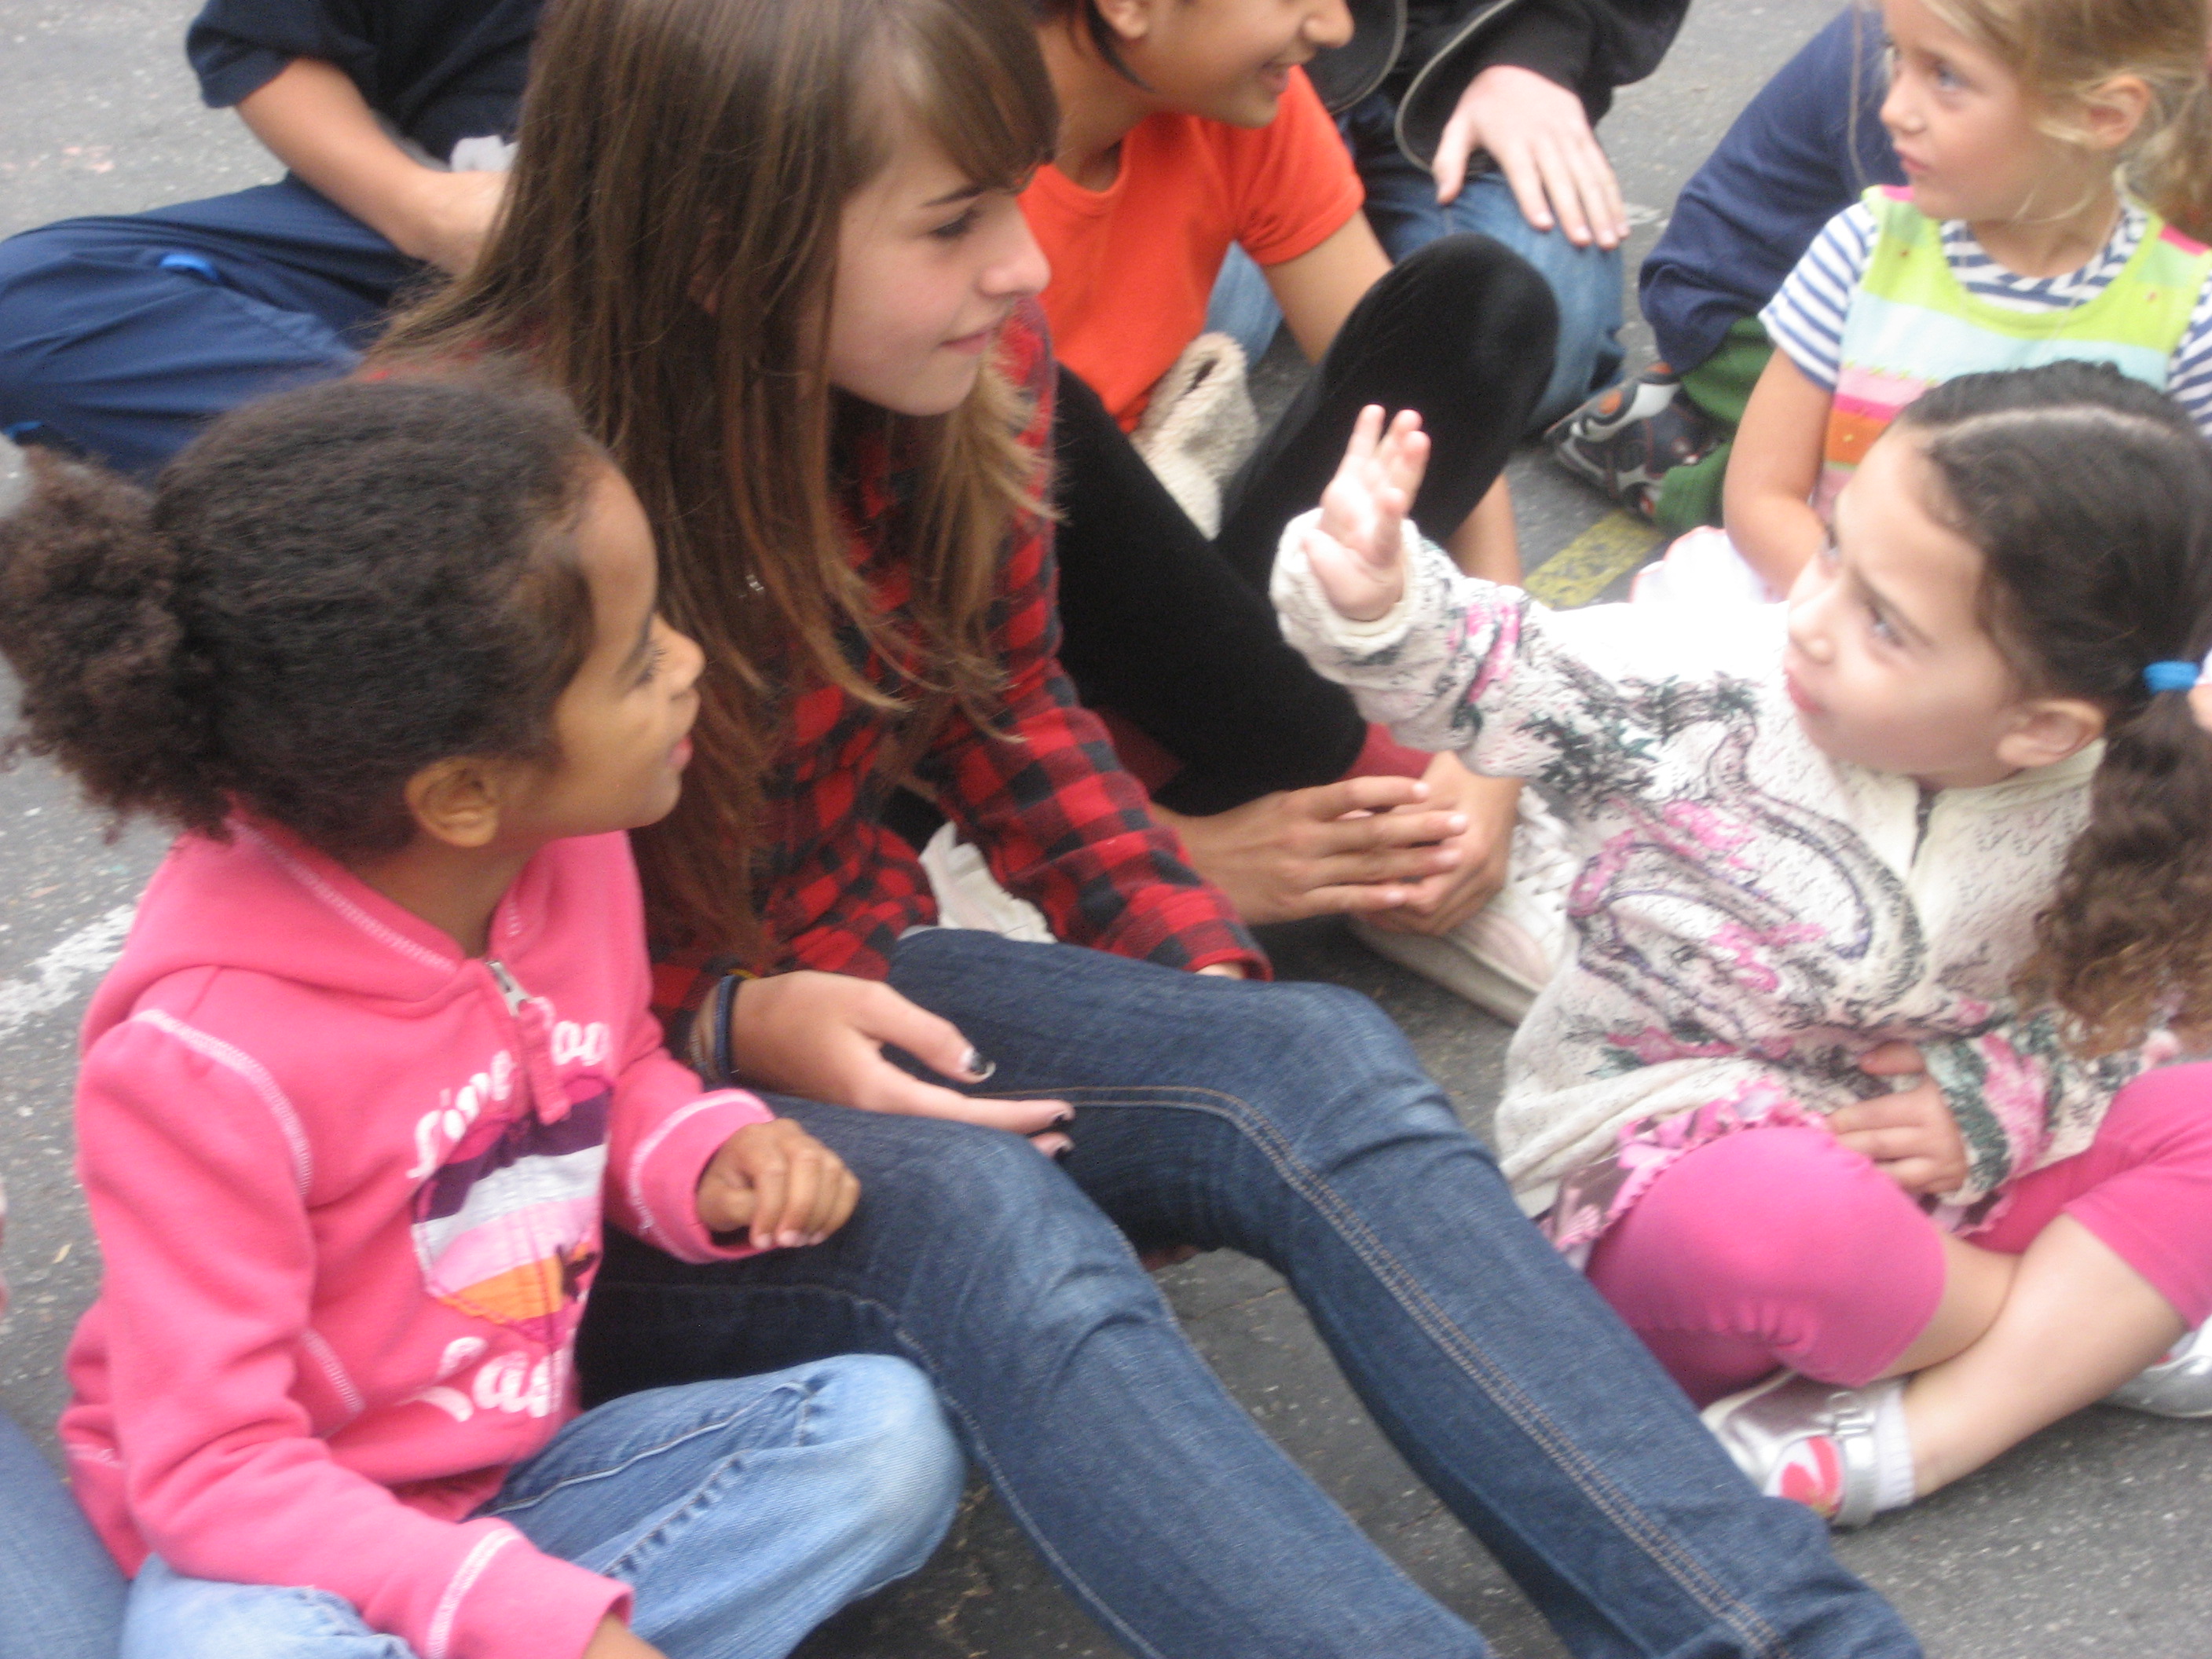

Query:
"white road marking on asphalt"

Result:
[[0, 905, 136, 1038]]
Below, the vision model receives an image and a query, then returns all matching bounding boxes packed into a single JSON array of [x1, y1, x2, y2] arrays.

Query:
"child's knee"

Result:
[[808, 1356, 964, 1573], [1602, 1126, 1929, 1303]]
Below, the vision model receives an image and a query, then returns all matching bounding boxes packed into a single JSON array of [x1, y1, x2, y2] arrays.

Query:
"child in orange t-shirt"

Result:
[[1003, 0, 1561, 1016], [1021, 64, 1363, 431]]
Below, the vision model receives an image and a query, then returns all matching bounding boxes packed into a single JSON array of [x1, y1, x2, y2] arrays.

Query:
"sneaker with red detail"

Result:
[[1700, 1372, 1902, 1530]]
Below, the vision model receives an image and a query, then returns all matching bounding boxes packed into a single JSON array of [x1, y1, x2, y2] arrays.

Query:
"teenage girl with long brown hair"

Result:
[[381, 2, 1919, 1654]]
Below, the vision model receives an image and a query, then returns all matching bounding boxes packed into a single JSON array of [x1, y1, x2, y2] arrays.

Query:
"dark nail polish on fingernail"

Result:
[[1054, 1110, 1075, 1126], [962, 1046, 996, 1081], [1053, 1144, 1074, 1163]]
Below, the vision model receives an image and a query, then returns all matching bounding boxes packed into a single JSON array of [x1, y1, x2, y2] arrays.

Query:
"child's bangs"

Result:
[[885, 0, 1058, 192]]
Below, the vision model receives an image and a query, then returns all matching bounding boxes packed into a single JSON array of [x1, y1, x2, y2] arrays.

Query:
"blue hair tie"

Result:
[[2144, 660, 2203, 693]]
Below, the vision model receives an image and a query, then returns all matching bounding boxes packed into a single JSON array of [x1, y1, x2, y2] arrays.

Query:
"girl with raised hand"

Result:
[[379, 2, 1918, 1654], [1717, 0, 2212, 596], [1, 374, 961, 1659], [1276, 361, 2212, 1526]]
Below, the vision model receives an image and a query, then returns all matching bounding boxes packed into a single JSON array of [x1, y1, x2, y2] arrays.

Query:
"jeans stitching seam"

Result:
[[484, 1387, 802, 1519], [1031, 1082, 1796, 1659]]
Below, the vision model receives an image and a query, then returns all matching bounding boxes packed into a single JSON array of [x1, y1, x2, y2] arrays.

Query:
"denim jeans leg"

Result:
[[485, 1360, 962, 1659], [115, 1363, 958, 1659], [1437, 174, 1624, 426], [884, 929, 1919, 1659], [579, 1102, 1494, 1659], [1347, 94, 1624, 432], [0, 1413, 125, 1659], [121, 1558, 412, 1659], [0, 177, 418, 474], [1203, 245, 1286, 367]]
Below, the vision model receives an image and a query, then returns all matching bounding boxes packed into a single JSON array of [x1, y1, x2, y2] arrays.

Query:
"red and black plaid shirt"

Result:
[[651, 305, 1263, 1029]]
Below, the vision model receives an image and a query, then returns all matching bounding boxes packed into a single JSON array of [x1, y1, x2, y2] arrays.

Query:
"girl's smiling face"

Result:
[[825, 108, 1050, 417], [1782, 430, 2093, 789], [1108, 0, 1355, 126]]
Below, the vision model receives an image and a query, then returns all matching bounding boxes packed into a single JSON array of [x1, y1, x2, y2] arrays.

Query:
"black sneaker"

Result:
[[1545, 364, 1719, 520]]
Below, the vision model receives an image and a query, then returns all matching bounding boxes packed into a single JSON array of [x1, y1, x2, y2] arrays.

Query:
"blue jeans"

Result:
[[0, 1412, 125, 1659], [0, 177, 418, 476], [580, 931, 1918, 1659], [1207, 94, 1624, 432], [118, 1359, 961, 1659]]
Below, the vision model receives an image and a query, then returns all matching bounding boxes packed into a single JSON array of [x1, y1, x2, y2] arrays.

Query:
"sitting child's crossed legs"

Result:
[[1588, 1064, 2212, 1412]]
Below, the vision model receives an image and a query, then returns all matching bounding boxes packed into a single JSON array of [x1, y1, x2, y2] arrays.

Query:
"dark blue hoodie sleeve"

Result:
[[185, 0, 537, 160]]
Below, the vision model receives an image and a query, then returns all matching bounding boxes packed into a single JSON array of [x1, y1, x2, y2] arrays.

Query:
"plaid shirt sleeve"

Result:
[[914, 310, 1266, 979]]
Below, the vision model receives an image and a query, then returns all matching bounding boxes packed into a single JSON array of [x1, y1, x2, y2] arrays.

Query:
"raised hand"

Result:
[[1305, 406, 1430, 623]]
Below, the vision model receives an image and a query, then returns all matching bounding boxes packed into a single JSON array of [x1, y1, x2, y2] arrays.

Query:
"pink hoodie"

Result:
[[60, 822, 774, 1659]]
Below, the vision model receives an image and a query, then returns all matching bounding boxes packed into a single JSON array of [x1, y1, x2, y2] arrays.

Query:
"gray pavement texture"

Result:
[[2, 2, 2210, 1655]]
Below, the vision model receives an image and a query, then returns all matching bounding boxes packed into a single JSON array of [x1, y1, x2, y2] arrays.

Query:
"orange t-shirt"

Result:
[[1021, 68, 1364, 430]]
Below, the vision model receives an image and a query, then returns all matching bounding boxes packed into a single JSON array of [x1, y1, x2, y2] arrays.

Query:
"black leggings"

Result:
[[1049, 233, 1556, 816]]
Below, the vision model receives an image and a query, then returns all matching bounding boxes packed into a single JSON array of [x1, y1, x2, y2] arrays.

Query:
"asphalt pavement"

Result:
[[4, 1, 2210, 1654]]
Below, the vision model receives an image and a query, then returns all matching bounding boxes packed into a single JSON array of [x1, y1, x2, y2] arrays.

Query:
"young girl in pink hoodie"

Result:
[[0, 372, 963, 1659]]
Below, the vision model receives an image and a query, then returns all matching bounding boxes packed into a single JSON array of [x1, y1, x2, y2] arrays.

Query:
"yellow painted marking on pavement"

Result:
[[1524, 511, 1662, 610]]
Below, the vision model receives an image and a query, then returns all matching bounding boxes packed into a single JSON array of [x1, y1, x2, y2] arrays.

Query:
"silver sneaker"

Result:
[[2105, 1323, 2212, 1418], [1701, 1372, 1895, 1529]]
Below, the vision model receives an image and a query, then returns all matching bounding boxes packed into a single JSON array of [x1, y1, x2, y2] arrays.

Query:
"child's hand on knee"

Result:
[[697, 1118, 861, 1250], [1306, 405, 1430, 624], [1829, 1042, 1968, 1196]]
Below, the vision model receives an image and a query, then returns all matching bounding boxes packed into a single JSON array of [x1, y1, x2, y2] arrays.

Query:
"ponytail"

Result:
[[2031, 684, 2212, 1051], [0, 451, 228, 833], [2136, 66, 2212, 243], [0, 373, 599, 854]]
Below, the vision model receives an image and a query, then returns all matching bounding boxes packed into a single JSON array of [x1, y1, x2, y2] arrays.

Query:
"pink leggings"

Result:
[[1584, 1064, 2212, 1407]]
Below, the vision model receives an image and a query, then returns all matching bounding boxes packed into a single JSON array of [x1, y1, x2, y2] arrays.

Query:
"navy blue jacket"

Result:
[[1638, 6, 1903, 371]]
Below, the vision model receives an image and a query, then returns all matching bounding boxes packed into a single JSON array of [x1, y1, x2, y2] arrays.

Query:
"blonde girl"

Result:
[[1723, 0, 2212, 593], [382, 2, 1921, 1654]]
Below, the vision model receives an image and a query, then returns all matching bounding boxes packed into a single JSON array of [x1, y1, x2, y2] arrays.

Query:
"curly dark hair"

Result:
[[0, 372, 599, 856], [1895, 361, 2212, 1052]]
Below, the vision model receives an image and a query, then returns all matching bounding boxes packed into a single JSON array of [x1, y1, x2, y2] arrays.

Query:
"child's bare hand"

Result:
[[1306, 406, 1430, 623], [697, 1119, 859, 1250], [1830, 1042, 1968, 1196]]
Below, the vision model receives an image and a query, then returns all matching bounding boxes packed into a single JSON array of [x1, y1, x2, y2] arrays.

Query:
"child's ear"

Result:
[[1994, 695, 2108, 772], [2077, 75, 2153, 153], [1091, 0, 1157, 46], [404, 757, 512, 850]]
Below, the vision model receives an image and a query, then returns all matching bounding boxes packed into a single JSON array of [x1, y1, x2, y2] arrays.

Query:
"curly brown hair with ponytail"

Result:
[[0, 372, 597, 855], [1898, 363, 2212, 1053]]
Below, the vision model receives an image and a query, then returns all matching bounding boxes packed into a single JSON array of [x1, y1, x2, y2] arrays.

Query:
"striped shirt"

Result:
[[1763, 199, 2212, 434]]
